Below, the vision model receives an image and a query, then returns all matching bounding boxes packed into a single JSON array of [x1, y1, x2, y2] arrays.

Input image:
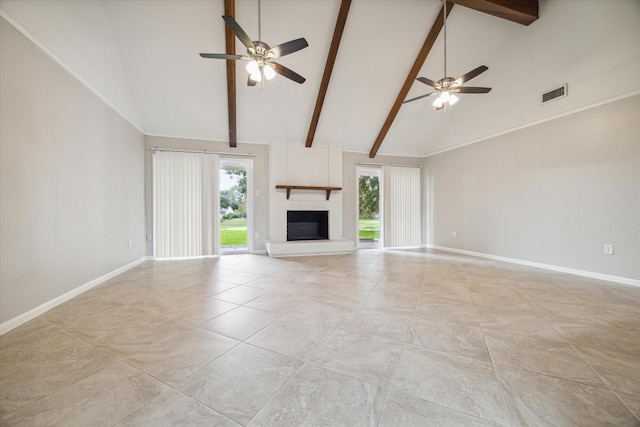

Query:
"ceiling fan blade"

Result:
[[248, 75, 257, 86], [199, 53, 245, 60], [403, 92, 436, 104], [453, 66, 488, 86], [268, 38, 309, 58], [455, 86, 492, 94], [417, 77, 439, 88], [222, 15, 256, 50], [271, 62, 306, 84]]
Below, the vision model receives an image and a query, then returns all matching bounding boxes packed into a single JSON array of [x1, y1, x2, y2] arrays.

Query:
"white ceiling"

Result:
[[1, 0, 638, 157]]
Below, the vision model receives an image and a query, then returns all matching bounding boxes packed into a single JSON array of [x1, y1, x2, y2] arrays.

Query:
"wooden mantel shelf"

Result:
[[276, 185, 342, 200]]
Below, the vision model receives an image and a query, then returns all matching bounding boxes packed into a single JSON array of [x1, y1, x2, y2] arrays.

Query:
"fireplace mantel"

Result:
[[275, 185, 342, 200]]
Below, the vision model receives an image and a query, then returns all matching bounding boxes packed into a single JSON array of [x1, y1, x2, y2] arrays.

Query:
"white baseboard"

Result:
[[153, 255, 219, 261], [426, 245, 639, 287], [0, 256, 152, 335]]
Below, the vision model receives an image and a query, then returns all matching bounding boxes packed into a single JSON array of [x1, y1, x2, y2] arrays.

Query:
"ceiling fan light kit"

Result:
[[199, 0, 308, 87], [404, 0, 492, 110], [433, 91, 458, 109], [246, 60, 275, 82]]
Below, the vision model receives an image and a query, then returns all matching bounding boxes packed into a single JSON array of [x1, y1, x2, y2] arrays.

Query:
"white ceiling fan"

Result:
[[199, 0, 308, 87], [404, 0, 492, 110]]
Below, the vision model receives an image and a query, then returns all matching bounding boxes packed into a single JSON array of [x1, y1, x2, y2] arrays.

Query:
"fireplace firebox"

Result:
[[287, 210, 329, 241]]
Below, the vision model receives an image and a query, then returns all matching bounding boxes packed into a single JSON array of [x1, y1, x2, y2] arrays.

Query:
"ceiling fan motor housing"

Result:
[[251, 41, 272, 63], [438, 77, 456, 90]]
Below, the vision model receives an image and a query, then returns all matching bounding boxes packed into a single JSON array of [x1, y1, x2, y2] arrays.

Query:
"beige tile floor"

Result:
[[1, 249, 639, 426]]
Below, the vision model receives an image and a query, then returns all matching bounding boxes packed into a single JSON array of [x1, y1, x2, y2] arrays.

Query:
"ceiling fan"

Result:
[[404, 0, 491, 109], [199, 0, 308, 87]]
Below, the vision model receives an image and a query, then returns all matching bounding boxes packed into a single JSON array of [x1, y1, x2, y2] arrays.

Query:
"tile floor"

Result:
[[1, 249, 639, 426]]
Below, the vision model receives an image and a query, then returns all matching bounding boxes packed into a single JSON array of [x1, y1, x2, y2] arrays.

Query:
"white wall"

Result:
[[144, 136, 270, 254], [424, 95, 640, 281], [0, 17, 146, 324], [0, 0, 143, 128]]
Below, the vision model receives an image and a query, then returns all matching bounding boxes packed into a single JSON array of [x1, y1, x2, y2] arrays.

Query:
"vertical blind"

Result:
[[153, 151, 219, 258], [382, 165, 421, 248]]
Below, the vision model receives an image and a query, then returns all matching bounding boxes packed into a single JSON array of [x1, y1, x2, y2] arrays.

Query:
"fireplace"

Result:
[[287, 210, 329, 241], [266, 141, 354, 256]]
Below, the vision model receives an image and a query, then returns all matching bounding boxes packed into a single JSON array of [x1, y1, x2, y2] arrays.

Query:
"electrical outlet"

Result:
[[452, 231, 457, 238], [254, 232, 259, 239], [604, 244, 614, 255]]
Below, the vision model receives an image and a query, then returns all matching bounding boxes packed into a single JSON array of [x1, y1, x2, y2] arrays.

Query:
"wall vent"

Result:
[[542, 84, 568, 103]]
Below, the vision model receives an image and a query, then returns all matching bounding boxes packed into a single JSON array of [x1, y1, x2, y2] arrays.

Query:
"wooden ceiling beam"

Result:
[[369, 2, 453, 158], [305, 0, 352, 148], [224, 0, 237, 147], [450, 0, 538, 26]]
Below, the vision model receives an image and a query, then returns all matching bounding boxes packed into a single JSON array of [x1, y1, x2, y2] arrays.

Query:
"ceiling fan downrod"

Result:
[[443, 0, 447, 79], [258, 0, 262, 42]]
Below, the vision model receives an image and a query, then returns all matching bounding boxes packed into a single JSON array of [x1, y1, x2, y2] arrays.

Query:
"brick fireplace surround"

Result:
[[266, 140, 355, 257]]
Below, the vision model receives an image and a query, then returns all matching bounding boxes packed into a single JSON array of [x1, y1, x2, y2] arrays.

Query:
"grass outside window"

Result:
[[359, 218, 380, 240], [222, 218, 377, 245], [220, 218, 247, 246]]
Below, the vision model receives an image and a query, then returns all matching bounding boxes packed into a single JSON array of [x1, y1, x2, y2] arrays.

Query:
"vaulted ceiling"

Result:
[[1, 0, 638, 157]]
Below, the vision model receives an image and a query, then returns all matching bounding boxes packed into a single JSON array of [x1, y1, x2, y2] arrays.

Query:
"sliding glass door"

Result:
[[357, 167, 381, 249], [219, 158, 251, 254], [152, 151, 253, 258]]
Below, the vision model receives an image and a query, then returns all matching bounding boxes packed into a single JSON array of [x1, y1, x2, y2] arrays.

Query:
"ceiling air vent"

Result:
[[542, 84, 568, 104]]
